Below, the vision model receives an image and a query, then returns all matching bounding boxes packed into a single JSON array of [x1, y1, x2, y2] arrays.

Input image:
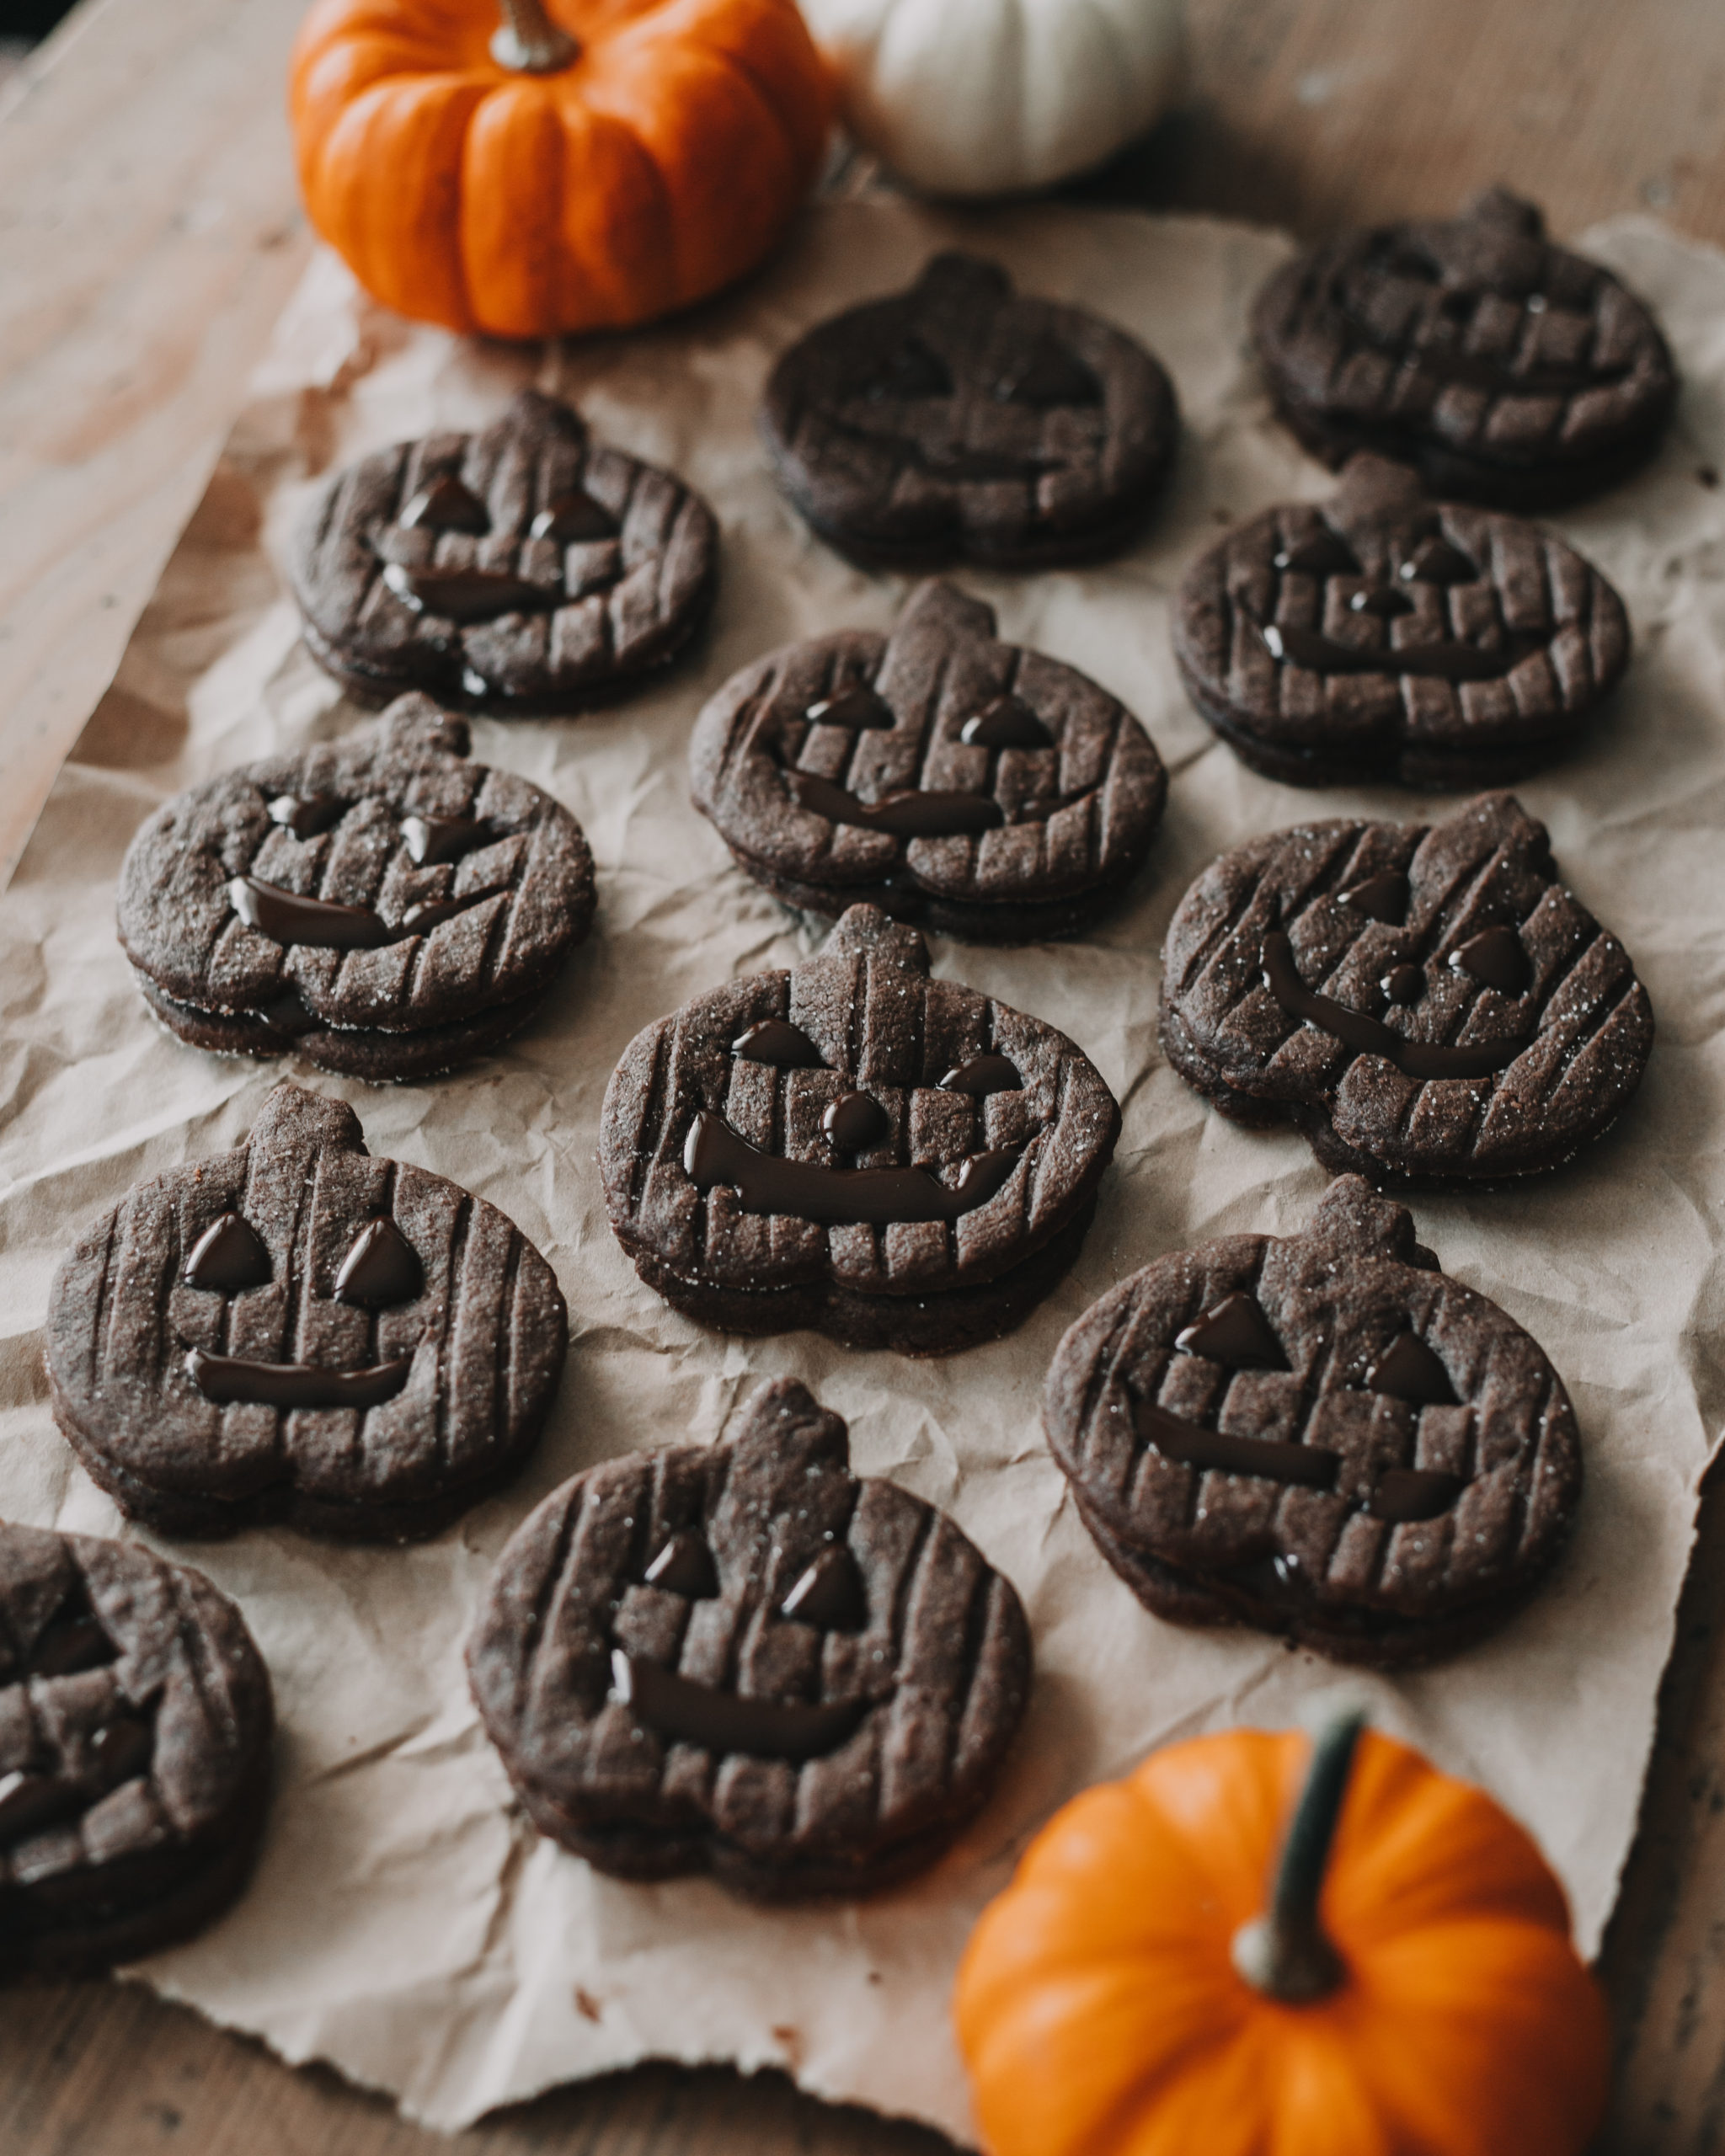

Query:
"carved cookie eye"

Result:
[[779, 1545, 867, 1631], [267, 792, 344, 838], [401, 813, 489, 865], [643, 1530, 718, 1600], [529, 489, 617, 543], [1382, 963, 1424, 1006], [937, 1054, 1023, 1096], [399, 473, 489, 535], [184, 1212, 271, 1293], [1365, 1331, 1457, 1406], [26, 1584, 117, 1679], [823, 1091, 890, 1150], [1399, 536, 1477, 585], [993, 338, 1102, 408], [804, 686, 895, 732], [960, 695, 1053, 750], [731, 1020, 828, 1068], [1341, 870, 1410, 926], [1449, 926, 1530, 995], [864, 339, 953, 400], [1174, 1292, 1288, 1370], [1349, 587, 1415, 619], [1273, 531, 1359, 578], [334, 1218, 423, 1308]]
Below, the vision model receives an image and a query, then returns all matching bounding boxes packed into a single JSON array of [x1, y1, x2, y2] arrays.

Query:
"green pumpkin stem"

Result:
[[1231, 1707, 1366, 2004], [492, 0, 578, 74]]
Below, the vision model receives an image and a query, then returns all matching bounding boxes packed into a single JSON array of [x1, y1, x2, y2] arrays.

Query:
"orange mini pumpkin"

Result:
[[290, 0, 834, 339], [955, 1714, 1610, 2156]]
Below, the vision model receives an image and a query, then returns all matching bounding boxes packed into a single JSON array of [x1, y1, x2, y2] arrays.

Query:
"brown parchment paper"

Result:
[[3, 198, 1725, 2140]]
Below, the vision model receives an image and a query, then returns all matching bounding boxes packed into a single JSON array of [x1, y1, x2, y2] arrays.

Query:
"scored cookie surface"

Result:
[[1158, 792, 1653, 1187], [0, 1521, 273, 1976], [289, 388, 717, 712], [691, 578, 1167, 942], [118, 697, 595, 1082], [1252, 187, 1677, 508], [467, 1377, 1031, 1898], [1043, 1177, 1582, 1666], [45, 1082, 568, 1541], [761, 252, 1178, 569], [1175, 455, 1630, 788], [600, 904, 1121, 1354]]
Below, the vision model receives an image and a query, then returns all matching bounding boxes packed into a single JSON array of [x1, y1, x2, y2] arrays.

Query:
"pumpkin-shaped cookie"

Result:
[[1159, 791, 1653, 1187], [0, 1521, 273, 1977], [467, 1377, 1030, 1897], [690, 578, 1167, 942], [761, 252, 1178, 568], [601, 904, 1121, 1353], [1043, 1176, 1583, 1664], [289, 391, 717, 714], [1175, 455, 1631, 788], [45, 1083, 568, 1541]]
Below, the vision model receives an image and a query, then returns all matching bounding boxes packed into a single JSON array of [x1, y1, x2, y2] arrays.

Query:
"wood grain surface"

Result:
[[3, 0, 1724, 2148]]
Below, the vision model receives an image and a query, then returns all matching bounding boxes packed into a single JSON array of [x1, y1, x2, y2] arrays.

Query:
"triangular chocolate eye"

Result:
[[1399, 536, 1477, 585], [1273, 531, 1359, 578], [184, 1213, 271, 1293], [960, 695, 1053, 750], [1349, 587, 1414, 619], [865, 339, 953, 400], [88, 1717, 152, 1787], [1366, 1332, 1457, 1406], [732, 1019, 827, 1068], [334, 1218, 423, 1308], [644, 1530, 719, 1600], [780, 1545, 868, 1631], [1175, 1292, 1289, 1370], [267, 792, 344, 839], [530, 489, 617, 542], [1450, 927, 1530, 995], [29, 1585, 117, 1679], [994, 338, 1102, 408], [805, 685, 895, 731], [402, 813, 488, 866], [399, 473, 489, 535], [1340, 870, 1409, 926], [938, 1054, 1022, 1096]]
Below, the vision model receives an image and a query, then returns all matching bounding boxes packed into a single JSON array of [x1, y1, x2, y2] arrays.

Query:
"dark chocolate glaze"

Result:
[[1367, 1465, 1468, 1523], [1135, 1396, 1339, 1491], [823, 1091, 890, 1150], [402, 814, 489, 865], [399, 474, 489, 534], [610, 1649, 870, 1763], [787, 769, 1005, 839], [683, 1113, 1021, 1226], [732, 1019, 827, 1068], [184, 1212, 271, 1294], [1175, 1292, 1289, 1370], [529, 489, 617, 542], [1274, 531, 1359, 578], [1450, 926, 1531, 994], [937, 1054, 1023, 1097], [87, 1718, 153, 1785], [229, 876, 390, 952], [1382, 964, 1425, 1006], [864, 340, 952, 400], [1259, 617, 1542, 682], [1365, 1331, 1458, 1406], [382, 563, 560, 624], [779, 1545, 868, 1631], [644, 1530, 719, 1600], [400, 886, 507, 932], [993, 339, 1102, 408], [959, 695, 1055, 750], [1349, 587, 1415, 619], [184, 1344, 413, 1411], [29, 1612, 115, 1679], [1261, 930, 1526, 1081], [1342, 870, 1410, 925], [804, 685, 895, 731], [334, 1218, 423, 1308], [0, 1769, 76, 1844], [1399, 536, 1477, 585], [267, 792, 344, 839], [250, 990, 320, 1038]]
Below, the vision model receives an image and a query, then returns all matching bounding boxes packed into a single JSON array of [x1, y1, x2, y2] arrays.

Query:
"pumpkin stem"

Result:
[[1231, 1707, 1366, 2004], [491, 0, 578, 74]]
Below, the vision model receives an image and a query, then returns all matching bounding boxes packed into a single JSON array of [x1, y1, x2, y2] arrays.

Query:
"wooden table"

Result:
[[3, 0, 1724, 2147]]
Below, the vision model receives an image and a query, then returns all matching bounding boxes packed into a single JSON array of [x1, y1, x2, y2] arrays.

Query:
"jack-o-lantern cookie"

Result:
[[118, 697, 595, 1084], [467, 1378, 1031, 1898], [761, 253, 1178, 569], [0, 1520, 273, 1976], [1175, 455, 1631, 789], [690, 579, 1167, 942], [45, 1083, 568, 1541], [1044, 1177, 1582, 1665], [601, 905, 1121, 1354], [1253, 188, 1677, 508], [289, 389, 718, 712], [1159, 792, 1653, 1187]]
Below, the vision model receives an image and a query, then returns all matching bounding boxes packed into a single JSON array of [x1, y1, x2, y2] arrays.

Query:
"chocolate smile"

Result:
[[1258, 617, 1545, 684], [229, 875, 507, 950], [610, 1649, 870, 1762], [684, 1113, 1023, 1226], [184, 1345, 413, 1411], [1261, 930, 1526, 1082], [1135, 1398, 1466, 1524]]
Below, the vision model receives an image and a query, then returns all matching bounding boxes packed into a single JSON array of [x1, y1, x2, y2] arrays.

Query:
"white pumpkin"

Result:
[[801, 0, 1185, 199]]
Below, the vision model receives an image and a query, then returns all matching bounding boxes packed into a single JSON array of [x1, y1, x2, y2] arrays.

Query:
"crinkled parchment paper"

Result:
[[3, 198, 1725, 2140]]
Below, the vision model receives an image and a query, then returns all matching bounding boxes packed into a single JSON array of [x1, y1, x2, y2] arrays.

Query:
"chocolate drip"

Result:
[[864, 339, 953, 401], [1259, 618, 1542, 681], [1400, 536, 1477, 585], [823, 1091, 890, 1150], [787, 769, 1004, 839], [994, 339, 1102, 408], [399, 474, 489, 534], [1175, 1292, 1289, 1370], [1382, 964, 1424, 1006], [1450, 926, 1530, 994], [229, 876, 389, 951], [780, 1545, 868, 1631], [684, 1113, 1020, 1226], [402, 814, 489, 865], [1136, 1397, 1338, 1491], [1365, 1332, 1458, 1406], [1341, 870, 1410, 925], [0, 1769, 77, 1844], [334, 1218, 422, 1308], [732, 1019, 827, 1068], [959, 695, 1054, 750], [1409, 348, 1626, 398], [267, 792, 344, 839], [529, 489, 617, 542], [938, 1054, 1023, 1097], [611, 1649, 869, 1762], [1261, 930, 1526, 1081], [1367, 1465, 1467, 1523], [382, 563, 560, 623], [185, 1344, 413, 1411], [1349, 587, 1415, 618], [1274, 531, 1359, 577], [87, 1717, 153, 1785], [804, 685, 895, 731], [401, 886, 508, 932], [644, 1531, 719, 1601], [184, 1212, 272, 1293]]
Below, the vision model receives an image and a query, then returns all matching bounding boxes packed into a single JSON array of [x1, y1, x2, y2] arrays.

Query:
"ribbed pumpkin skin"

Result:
[[954, 1729, 1610, 2156], [290, 0, 833, 339]]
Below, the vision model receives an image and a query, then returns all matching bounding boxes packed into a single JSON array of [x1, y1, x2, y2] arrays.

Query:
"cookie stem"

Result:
[[491, 0, 578, 73], [1230, 1707, 1365, 2004]]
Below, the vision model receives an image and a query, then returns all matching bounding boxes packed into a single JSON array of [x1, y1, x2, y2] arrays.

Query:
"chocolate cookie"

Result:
[[1252, 188, 1678, 508], [1159, 792, 1653, 1187], [600, 904, 1121, 1354], [0, 1521, 273, 1975], [467, 1377, 1030, 1898], [1043, 1176, 1581, 1666], [44, 1082, 568, 1541], [760, 253, 1178, 569], [1174, 455, 1631, 789], [690, 579, 1167, 942], [118, 696, 595, 1083], [288, 388, 718, 712]]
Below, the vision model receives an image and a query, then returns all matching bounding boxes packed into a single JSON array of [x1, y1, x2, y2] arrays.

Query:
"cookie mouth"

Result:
[[1255, 616, 1545, 684], [228, 875, 509, 951], [684, 1112, 1023, 1228], [184, 1344, 413, 1412], [1136, 1397, 1465, 1524], [1260, 929, 1527, 1083], [610, 1649, 871, 1763]]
